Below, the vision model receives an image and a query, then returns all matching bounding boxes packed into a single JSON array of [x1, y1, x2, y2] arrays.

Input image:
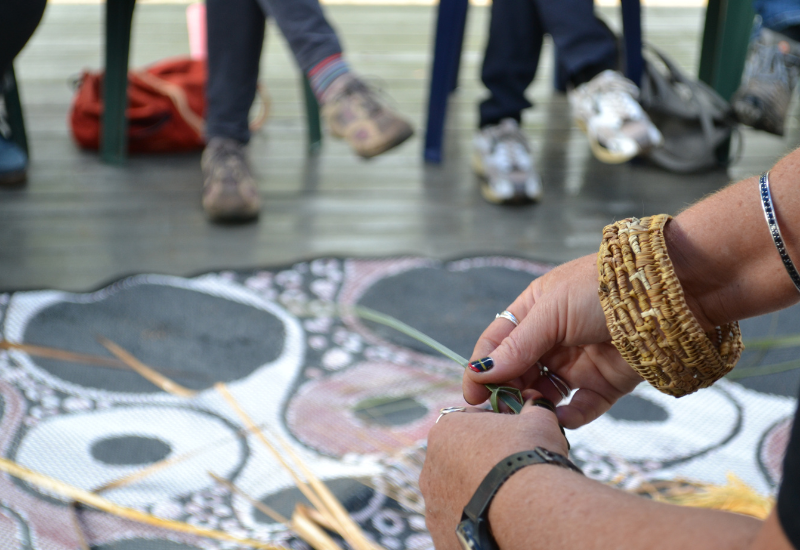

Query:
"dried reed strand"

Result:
[[0, 457, 279, 549], [68, 502, 91, 550], [292, 505, 347, 550], [261, 422, 382, 550], [98, 336, 197, 398], [210, 473, 346, 550], [0, 339, 206, 380], [209, 472, 290, 526], [215, 383, 383, 550], [214, 383, 330, 518]]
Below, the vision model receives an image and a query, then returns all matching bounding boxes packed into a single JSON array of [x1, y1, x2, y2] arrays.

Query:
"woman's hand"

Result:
[[463, 254, 643, 429], [420, 395, 570, 550]]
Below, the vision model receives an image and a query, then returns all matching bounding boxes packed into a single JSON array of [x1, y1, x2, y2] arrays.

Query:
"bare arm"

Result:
[[422, 399, 793, 550], [462, 149, 800, 427]]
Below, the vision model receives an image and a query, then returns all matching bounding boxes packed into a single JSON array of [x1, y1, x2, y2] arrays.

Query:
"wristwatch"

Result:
[[455, 448, 583, 550]]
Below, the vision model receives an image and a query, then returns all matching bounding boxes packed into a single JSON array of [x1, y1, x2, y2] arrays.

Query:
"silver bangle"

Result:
[[760, 171, 800, 294]]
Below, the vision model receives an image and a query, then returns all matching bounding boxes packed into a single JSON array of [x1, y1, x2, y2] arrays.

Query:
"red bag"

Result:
[[69, 57, 206, 153]]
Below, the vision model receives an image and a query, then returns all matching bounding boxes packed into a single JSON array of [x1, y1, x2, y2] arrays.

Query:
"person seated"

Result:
[[733, 0, 800, 136], [473, 0, 662, 205], [203, 0, 413, 223], [422, 148, 800, 549], [0, 0, 47, 186]]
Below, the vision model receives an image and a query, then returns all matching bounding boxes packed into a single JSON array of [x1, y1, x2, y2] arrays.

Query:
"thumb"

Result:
[[464, 300, 558, 396]]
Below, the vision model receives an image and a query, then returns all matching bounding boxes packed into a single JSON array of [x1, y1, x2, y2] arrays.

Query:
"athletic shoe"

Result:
[[569, 69, 663, 163], [472, 118, 542, 205], [322, 74, 414, 159], [732, 26, 800, 136], [201, 137, 260, 222]]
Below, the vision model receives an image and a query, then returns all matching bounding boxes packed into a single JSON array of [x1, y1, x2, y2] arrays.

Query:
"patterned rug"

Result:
[[0, 256, 797, 550]]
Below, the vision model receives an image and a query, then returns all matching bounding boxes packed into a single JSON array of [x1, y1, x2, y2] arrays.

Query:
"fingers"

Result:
[[463, 299, 558, 405], [555, 387, 615, 429]]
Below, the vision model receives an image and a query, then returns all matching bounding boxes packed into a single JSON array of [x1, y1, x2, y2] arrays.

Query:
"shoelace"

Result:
[[341, 79, 384, 118], [585, 76, 644, 122], [490, 126, 531, 171]]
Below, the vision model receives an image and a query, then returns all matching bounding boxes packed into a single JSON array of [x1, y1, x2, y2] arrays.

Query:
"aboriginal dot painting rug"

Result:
[[0, 256, 797, 550]]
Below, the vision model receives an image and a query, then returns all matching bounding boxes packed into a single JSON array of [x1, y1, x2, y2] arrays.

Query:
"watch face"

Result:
[[455, 520, 481, 550]]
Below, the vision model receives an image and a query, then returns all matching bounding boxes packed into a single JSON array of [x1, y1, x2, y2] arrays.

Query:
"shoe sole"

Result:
[[472, 153, 540, 205], [0, 170, 27, 187], [575, 119, 639, 164], [206, 208, 260, 223], [355, 125, 414, 159]]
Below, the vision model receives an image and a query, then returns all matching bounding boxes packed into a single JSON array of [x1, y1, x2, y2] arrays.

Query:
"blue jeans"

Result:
[[754, 0, 800, 31], [205, 0, 343, 144]]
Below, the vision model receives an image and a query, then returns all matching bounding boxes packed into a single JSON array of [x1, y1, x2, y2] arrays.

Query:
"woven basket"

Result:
[[597, 214, 744, 397]]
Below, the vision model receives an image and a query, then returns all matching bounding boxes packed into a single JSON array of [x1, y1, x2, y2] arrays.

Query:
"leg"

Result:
[[205, 0, 265, 144], [259, 0, 413, 159], [254, 0, 342, 74], [478, 0, 543, 128], [202, 0, 265, 222], [474, 0, 543, 205], [533, 0, 618, 87], [0, 0, 46, 185]]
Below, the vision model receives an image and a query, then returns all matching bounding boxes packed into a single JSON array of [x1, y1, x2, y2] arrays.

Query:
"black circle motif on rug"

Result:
[[607, 395, 669, 422], [90, 435, 172, 466], [254, 477, 375, 525], [22, 282, 286, 393], [356, 265, 536, 359]]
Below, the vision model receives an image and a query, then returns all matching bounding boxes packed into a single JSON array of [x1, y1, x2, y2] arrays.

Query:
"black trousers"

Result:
[[478, 0, 618, 128], [0, 0, 47, 83]]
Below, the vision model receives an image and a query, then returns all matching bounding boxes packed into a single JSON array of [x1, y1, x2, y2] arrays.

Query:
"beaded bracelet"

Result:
[[597, 214, 744, 397], [760, 171, 800, 294]]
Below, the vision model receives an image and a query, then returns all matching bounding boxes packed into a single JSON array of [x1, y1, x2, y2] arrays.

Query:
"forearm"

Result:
[[666, 151, 800, 330], [487, 465, 762, 550]]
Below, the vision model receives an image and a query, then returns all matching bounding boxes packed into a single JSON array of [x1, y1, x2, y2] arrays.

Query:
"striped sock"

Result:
[[308, 53, 350, 103]]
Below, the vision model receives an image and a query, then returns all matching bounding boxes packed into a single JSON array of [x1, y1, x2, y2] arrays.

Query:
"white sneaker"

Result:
[[472, 118, 542, 205], [569, 70, 663, 163]]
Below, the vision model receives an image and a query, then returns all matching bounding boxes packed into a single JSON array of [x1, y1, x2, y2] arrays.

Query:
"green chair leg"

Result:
[[699, 0, 755, 101], [101, 0, 136, 165], [698, 0, 754, 162], [303, 76, 322, 155], [3, 66, 29, 156]]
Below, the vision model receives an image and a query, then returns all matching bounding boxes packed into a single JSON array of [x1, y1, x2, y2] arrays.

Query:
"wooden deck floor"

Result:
[[2, 3, 798, 291]]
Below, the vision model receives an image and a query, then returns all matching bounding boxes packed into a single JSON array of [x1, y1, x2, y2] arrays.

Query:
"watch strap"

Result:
[[461, 448, 583, 523]]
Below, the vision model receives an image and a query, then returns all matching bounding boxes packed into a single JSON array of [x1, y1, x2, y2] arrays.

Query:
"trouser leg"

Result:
[[0, 0, 47, 82], [478, 0, 544, 128], [205, 0, 266, 144], [255, 0, 343, 73], [533, 0, 618, 86]]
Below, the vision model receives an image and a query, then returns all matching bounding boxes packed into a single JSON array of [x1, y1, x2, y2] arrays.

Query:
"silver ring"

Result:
[[436, 406, 467, 423], [538, 363, 572, 401], [495, 310, 519, 327]]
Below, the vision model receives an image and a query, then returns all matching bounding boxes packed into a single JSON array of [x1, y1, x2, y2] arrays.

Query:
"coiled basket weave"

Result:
[[597, 214, 744, 397]]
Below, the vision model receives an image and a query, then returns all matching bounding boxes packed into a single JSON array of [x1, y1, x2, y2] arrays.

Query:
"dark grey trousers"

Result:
[[206, 0, 343, 143]]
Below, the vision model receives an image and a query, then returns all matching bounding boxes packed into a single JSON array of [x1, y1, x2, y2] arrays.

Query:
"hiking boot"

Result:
[[321, 74, 414, 159], [472, 119, 542, 205], [201, 137, 260, 222], [569, 70, 663, 163], [0, 135, 27, 187], [732, 26, 800, 136]]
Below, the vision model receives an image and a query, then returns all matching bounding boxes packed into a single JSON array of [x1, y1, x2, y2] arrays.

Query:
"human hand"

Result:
[[463, 254, 643, 429], [420, 395, 569, 550]]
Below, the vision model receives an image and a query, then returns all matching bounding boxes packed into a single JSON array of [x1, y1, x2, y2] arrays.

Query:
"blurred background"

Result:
[[2, 0, 797, 292]]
